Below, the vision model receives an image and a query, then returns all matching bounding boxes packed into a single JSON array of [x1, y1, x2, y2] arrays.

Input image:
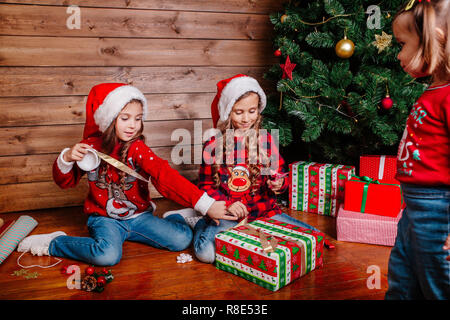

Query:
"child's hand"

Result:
[[443, 233, 450, 261], [63, 143, 92, 162], [267, 177, 285, 193], [227, 201, 249, 219], [206, 201, 238, 226]]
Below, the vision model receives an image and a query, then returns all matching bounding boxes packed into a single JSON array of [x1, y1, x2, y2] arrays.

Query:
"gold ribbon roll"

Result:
[[94, 150, 149, 183]]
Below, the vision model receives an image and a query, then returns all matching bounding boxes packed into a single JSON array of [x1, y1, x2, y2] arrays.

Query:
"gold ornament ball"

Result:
[[281, 14, 288, 23], [335, 37, 355, 59]]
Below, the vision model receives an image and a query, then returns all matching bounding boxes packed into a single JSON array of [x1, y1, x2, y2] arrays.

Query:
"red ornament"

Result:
[[96, 276, 106, 287], [61, 265, 69, 275], [85, 266, 95, 275], [61, 264, 76, 275], [274, 49, 282, 57], [101, 267, 108, 274], [280, 55, 296, 80], [381, 95, 394, 109]]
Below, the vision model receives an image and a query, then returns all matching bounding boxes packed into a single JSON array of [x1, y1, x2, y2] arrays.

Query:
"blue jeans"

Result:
[[193, 213, 321, 264], [385, 183, 450, 300], [49, 212, 192, 266]]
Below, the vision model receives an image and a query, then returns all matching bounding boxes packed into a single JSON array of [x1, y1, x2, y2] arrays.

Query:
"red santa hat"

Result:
[[83, 83, 148, 139], [211, 74, 266, 128]]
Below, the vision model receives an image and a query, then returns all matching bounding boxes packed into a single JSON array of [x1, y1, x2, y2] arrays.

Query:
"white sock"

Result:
[[185, 216, 202, 229], [162, 208, 202, 229], [17, 231, 66, 256]]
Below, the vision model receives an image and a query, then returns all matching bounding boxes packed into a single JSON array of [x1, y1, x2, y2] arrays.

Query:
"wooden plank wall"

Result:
[[0, 0, 281, 213]]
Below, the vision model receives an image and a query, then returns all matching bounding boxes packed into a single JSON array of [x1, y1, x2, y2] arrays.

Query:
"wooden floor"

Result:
[[0, 199, 392, 300]]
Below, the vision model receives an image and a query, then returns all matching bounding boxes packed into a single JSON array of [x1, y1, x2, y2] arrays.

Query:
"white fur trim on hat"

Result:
[[94, 85, 148, 132], [232, 165, 250, 176], [218, 76, 266, 122]]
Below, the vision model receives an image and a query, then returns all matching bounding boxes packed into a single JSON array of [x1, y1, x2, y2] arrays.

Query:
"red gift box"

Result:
[[343, 177, 404, 218], [360, 155, 397, 180]]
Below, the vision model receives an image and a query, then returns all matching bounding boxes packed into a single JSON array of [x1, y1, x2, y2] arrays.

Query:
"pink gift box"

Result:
[[336, 205, 402, 246]]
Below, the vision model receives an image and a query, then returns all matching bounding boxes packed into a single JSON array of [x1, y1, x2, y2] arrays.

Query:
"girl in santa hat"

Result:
[[17, 83, 235, 266], [164, 75, 322, 264]]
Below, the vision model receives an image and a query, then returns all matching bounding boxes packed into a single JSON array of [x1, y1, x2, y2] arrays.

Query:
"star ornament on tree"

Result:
[[280, 55, 296, 80], [372, 31, 393, 53]]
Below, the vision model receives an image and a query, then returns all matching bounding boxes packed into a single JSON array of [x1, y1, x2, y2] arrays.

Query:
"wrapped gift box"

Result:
[[337, 205, 402, 246], [344, 177, 404, 217], [360, 155, 397, 180], [215, 217, 324, 291], [289, 161, 355, 217]]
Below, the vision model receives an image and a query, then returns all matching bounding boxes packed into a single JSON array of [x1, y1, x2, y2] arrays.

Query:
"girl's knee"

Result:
[[167, 229, 193, 252], [194, 242, 216, 264], [90, 245, 122, 266]]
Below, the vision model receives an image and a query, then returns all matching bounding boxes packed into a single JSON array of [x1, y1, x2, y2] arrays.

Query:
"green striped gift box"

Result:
[[289, 161, 355, 217], [215, 217, 324, 291]]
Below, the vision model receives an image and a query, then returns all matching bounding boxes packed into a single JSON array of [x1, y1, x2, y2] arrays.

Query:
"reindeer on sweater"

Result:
[[88, 158, 139, 220]]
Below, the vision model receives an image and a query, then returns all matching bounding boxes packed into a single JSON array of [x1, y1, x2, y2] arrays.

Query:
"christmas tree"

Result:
[[263, 0, 427, 166]]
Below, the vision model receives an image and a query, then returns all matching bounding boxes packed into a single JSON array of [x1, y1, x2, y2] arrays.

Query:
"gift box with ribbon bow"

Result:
[[343, 176, 405, 217], [289, 161, 355, 217], [215, 217, 324, 291]]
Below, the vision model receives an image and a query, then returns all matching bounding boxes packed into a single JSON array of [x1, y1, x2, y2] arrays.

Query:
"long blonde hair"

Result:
[[395, 0, 450, 83], [211, 92, 269, 193]]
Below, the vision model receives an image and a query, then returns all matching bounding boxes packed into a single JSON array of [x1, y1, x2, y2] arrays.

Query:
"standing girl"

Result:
[[165, 75, 321, 263], [386, 0, 450, 299], [18, 83, 235, 266]]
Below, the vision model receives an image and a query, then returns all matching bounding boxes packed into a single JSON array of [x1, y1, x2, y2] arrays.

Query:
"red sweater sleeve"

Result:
[[52, 137, 101, 189], [130, 140, 204, 209], [52, 154, 84, 189]]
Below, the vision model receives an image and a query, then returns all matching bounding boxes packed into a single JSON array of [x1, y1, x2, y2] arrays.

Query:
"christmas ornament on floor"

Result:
[[78, 266, 114, 293], [11, 268, 40, 279], [177, 253, 193, 263]]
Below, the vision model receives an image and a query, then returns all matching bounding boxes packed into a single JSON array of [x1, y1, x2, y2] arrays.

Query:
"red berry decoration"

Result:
[[381, 95, 394, 109], [61, 265, 69, 275], [78, 267, 114, 293], [274, 49, 282, 57], [85, 266, 95, 275], [96, 276, 106, 287]]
